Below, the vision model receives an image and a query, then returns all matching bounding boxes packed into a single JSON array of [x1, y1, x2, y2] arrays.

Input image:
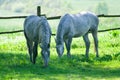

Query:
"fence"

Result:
[[0, 6, 120, 35]]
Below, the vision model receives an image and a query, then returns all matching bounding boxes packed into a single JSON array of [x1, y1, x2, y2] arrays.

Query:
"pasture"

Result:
[[0, 25, 120, 80], [0, 0, 120, 79]]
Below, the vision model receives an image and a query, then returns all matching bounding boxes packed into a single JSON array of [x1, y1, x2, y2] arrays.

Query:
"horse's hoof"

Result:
[[58, 54, 62, 58], [67, 54, 71, 58], [96, 55, 99, 58], [43, 64, 48, 68], [85, 55, 89, 59], [30, 58, 32, 62], [32, 60, 36, 64]]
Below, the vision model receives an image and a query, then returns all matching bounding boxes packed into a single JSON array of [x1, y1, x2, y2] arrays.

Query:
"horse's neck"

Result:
[[56, 31, 64, 45], [56, 35, 63, 44], [56, 19, 66, 44]]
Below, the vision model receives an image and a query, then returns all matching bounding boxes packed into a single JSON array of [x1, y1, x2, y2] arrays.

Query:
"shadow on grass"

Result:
[[0, 52, 120, 79]]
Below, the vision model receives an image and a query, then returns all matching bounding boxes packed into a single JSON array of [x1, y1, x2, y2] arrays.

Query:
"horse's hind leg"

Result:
[[33, 42, 38, 64], [91, 30, 99, 57], [24, 32, 33, 63], [26, 40, 33, 63], [65, 37, 72, 57], [83, 33, 90, 58]]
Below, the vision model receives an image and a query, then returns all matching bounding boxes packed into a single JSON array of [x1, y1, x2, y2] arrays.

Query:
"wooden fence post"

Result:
[[37, 6, 41, 16]]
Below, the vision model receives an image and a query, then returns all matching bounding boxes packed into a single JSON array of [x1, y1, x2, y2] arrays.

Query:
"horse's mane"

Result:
[[40, 17, 51, 49], [56, 14, 69, 44]]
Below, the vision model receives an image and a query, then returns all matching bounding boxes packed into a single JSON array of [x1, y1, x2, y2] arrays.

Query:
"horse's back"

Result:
[[60, 12, 99, 37], [71, 12, 99, 28]]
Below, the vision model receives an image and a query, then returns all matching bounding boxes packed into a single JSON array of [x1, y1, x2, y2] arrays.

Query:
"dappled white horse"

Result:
[[56, 12, 99, 58], [24, 15, 51, 67]]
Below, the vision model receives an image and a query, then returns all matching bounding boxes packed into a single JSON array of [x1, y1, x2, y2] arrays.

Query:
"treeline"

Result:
[[0, 0, 113, 16]]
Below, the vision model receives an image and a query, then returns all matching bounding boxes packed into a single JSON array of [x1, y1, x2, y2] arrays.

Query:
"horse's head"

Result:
[[41, 44, 50, 67], [55, 36, 64, 57], [56, 43, 64, 57]]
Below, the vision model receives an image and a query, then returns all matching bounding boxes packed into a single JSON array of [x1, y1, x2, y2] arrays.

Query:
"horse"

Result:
[[24, 15, 51, 67], [56, 12, 99, 58]]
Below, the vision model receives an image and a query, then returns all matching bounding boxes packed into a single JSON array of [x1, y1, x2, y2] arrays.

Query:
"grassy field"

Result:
[[0, 51, 120, 80], [0, 15, 120, 80], [0, 30, 120, 80]]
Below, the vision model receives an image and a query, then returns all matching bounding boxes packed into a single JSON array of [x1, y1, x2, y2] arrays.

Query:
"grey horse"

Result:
[[56, 12, 99, 58], [24, 15, 51, 67]]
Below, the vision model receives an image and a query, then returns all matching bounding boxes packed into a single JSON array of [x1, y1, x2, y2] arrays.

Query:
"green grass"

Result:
[[0, 31, 120, 80], [0, 15, 120, 80], [0, 19, 24, 32], [0, 52, 120, 80]]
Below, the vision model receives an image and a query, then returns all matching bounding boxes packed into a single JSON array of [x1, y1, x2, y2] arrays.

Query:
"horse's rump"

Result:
[[24, 15, 42, 41], [24, 15, 51, 43]]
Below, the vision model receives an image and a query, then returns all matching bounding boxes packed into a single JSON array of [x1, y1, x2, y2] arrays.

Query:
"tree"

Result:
[[95, 2, 109, 15]]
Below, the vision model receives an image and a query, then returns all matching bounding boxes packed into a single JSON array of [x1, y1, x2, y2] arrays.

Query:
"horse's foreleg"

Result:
[[33, 42, 38, 64], [65, 38, 72, 57], [92, 31, 99, 57], [83, 33, 90, 58]]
